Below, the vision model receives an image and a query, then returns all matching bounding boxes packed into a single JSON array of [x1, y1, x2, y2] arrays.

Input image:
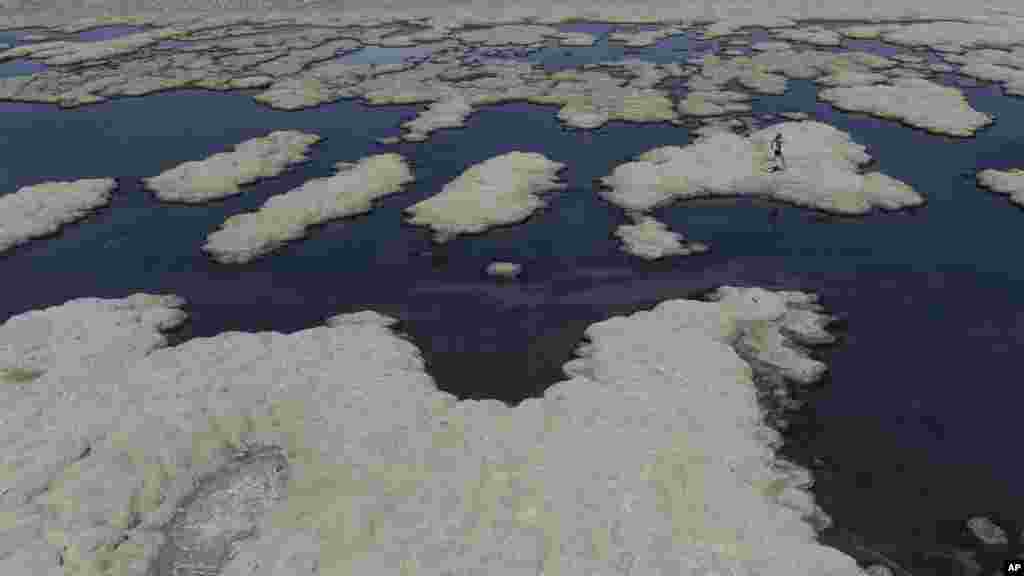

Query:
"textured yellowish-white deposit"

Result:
[[614, 213, 709, 260], [400, 93, 475, 141], [0, 178, 116, 254], [818, 77, 993, 137], [976, 168, 1024, 206], [877, 19, 1024, 53], [204, 153, 413, 263], [608, 25, 687, 47], [0, 286, 862, 576], [555, 31, 597, 47], [405, 152, 566, 242], [943, 47, 1024, 97], [485, 261, 523, 278], [679, 89, 753, 116], [600, 121, 924, 214], [143, 131, 321, 203], [772, 25, 842, 46]]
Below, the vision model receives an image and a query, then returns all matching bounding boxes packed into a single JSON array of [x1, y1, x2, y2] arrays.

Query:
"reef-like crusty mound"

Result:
[[599, 120, 924, 215], [615, 213, 709, 260], [405, 151, 566, 242], [142, 131, 321, 203], [0, 287, 862, 576], [203, 153, 413, 263], [976, 168, 1024, 206], [0, 178, 116, 254], [818, 78, 993, 137]]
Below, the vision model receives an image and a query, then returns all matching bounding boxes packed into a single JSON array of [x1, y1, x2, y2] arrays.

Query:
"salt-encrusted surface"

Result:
[[143, 131, 321, 203], [614, 213, 709, 260], [405, 151, 566, 242], [818, 78, 993, 137], [0, 178, 116, 254], [976, 168, 1024, 206], [204, 153, 413, 263], [772, 26, 842, 47], [944, 47, 1024, 97], [0, 287, 863, 576], [600, 120, 924, 215]]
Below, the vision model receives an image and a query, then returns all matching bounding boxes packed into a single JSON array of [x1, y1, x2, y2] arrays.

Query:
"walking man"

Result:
[[771, 133, 786, 172]]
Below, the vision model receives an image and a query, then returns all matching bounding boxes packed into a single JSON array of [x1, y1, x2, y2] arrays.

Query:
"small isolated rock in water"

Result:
[[405, 151, 566, 242], [863, 565, 893, 576], [976, 168, 1024, 206], [967, 516, 1009, 545], [486, 261, 522, 278], [204, 153, 413, 263], [614, 213, 708, 259], [143, 130, 321, 203], [0, 178, 116, 254]]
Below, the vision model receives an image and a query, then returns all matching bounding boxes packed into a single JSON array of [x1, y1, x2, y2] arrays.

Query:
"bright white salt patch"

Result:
[[0, 287, 862, 576], [203, 153, 413, 263], [143, 131, 321, 203], [976, 168, 1024, 206], [405, 151, 566, 242], [615, 213, 708, 259], [599, 121, 924, 215], [818, 77, 993, 137], [0, 178, 116, 254]]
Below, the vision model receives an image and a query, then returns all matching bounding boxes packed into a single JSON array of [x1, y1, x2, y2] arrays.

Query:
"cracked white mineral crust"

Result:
[[204, 153, 413, 263], [600, 121, 924, 215], [976, 168, 1024, 206], [615, 213, 709, 260], [818, 78, 993, 137], [0, 285, 862, 576], [143, 131, 321, 203], [0, 178, 116, 254], [405, 151, 566, 242]]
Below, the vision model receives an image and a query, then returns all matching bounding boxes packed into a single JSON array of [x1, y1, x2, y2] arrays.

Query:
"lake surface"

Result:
[[1, 22, 1021, 574]]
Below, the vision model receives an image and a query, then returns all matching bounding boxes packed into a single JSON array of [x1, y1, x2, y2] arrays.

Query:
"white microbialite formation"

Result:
[[142, 130, 321, 203], [0, 287, 862, 576], [615, 213, 709, 260], [405, 151, 567, 242], [204, 153, 414, 263], [976, 168, 1024, 206], [0, 178, 116, 254], [600, 121, 925, 215]]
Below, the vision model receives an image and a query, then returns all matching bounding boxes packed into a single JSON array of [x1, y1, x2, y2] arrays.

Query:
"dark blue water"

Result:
[[1, 24, 1021, 574]]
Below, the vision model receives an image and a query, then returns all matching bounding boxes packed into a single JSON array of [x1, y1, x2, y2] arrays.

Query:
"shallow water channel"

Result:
[[1, 20, 1022, 574]]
